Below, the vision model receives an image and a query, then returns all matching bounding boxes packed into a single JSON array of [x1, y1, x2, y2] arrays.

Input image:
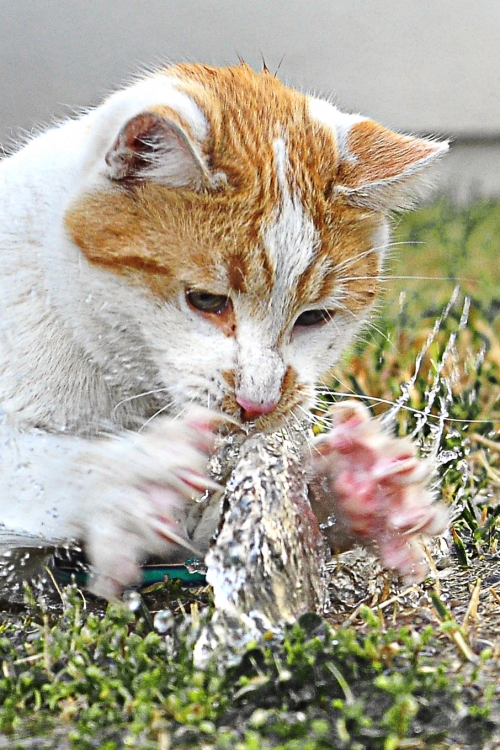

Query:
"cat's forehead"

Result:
[[163, 67, 378, 315], [66, 63, 445, 324], [167, 63, 341, 193]]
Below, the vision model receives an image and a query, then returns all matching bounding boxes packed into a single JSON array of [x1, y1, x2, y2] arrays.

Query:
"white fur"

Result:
[[308, 97, 367, 162], [268, 138, 318, 291]]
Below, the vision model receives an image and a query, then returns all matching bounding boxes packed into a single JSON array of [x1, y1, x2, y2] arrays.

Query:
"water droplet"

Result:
[[185, 558, 206, 574], [154, 609, 174, 634], [319, 516, 336, 530], [437, 450, 458, 465], [122, 590, 141, 612]]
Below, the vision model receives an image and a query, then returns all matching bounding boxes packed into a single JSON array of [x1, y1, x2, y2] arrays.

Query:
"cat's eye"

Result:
[[294, 309, 334, 327], [186, 290, 229, 315]]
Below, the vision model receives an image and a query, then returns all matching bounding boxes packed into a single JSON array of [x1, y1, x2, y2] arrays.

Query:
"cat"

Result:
[[0, 63, 448, 599]]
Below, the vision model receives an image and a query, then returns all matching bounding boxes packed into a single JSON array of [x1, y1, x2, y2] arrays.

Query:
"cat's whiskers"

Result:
[[138, 398, 179, 432], [287, 405, 308, 432], [296, 402, 320, 428], [281, 411, 316, 460], [330, 298, 393, 346], [381, 275, 460, 283], [297, 406, 336, 439], [313, 386, 495, 426], [170, 404, 190, 423], [293, 409, 318, 459], [332, 245, 386, 275], [280, 414, 295, 442], [112, 387, 171, 414], [339, 273, 458, 284], [332, 240, 417, 276]]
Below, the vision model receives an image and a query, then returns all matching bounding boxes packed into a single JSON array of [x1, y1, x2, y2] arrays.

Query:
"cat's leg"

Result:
[[0, 409, 218, 599], [308, 401, 448, 581]]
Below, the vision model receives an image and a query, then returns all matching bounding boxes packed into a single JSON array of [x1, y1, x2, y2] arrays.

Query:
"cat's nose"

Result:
[[236, 396, 279, 422]]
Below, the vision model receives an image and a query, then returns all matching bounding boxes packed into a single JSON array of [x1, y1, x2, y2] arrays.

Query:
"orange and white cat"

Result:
[[0, 63, 448, 599]]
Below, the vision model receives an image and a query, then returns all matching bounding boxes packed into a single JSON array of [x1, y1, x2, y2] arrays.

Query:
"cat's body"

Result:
[[0, 64, 447, 598]]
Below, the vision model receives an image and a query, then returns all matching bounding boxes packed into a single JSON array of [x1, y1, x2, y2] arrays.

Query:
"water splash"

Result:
[[153, 609, 174, 634], [122, 590, 141, 612]]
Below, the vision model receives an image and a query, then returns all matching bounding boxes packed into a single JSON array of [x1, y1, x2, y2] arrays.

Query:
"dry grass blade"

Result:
[[462, 577, 481, 631]]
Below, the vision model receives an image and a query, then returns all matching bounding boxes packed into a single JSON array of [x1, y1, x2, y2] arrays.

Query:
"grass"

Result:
[[390, 198, 500, 318], [1, 198, 500, 749], [0, 594, 494, 749]]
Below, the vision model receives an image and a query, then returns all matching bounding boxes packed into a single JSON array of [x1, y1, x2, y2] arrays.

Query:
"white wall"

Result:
[[2, 0, 500, 198]]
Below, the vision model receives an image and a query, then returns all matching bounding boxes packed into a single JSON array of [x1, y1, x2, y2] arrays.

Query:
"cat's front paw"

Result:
[[76, 409, 220, 599], [309, 401, 448, 582]]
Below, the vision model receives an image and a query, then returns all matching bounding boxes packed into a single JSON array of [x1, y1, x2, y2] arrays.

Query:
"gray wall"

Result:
[[2, 0, 500, 199]]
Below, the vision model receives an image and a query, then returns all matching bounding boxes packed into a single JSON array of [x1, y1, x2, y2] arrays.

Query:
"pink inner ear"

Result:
[[117, 112, 175, 155], [105, 111, 207, 187]]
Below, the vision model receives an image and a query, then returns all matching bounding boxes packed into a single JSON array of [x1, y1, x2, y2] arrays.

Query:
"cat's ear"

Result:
[[334, 118, 448, 211], [105, 111, 210, 188]]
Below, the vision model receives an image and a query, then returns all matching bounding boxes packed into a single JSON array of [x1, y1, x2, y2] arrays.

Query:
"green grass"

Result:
[[0, 592, 494, 749], [2, 199, 500, 749], [390, 197, 500, 319]]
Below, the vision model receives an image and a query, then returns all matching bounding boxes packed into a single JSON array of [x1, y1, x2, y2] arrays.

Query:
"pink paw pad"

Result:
[[311, 400, 449, 581]]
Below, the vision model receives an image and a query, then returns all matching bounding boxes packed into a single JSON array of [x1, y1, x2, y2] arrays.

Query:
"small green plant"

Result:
[[0, 594, 494, 749]]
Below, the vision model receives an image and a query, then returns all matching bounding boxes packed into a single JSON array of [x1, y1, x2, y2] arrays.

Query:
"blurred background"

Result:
[[1, 0, 499, 202]]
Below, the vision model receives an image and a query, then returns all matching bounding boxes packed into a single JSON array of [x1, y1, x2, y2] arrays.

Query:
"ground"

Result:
[[0, 198, 500, 749]]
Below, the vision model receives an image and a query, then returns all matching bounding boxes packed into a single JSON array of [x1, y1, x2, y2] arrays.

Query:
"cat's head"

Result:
[[65, 63, 447, 430]]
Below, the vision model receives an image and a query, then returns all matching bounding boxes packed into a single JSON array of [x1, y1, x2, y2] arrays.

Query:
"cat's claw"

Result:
[[310, 400, 448, 582], [76, 408, 221, 599]]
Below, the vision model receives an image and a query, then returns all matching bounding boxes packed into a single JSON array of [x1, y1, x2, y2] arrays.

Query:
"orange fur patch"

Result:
[[338, 120, 438, 188], [66, 64, 385, 329]]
